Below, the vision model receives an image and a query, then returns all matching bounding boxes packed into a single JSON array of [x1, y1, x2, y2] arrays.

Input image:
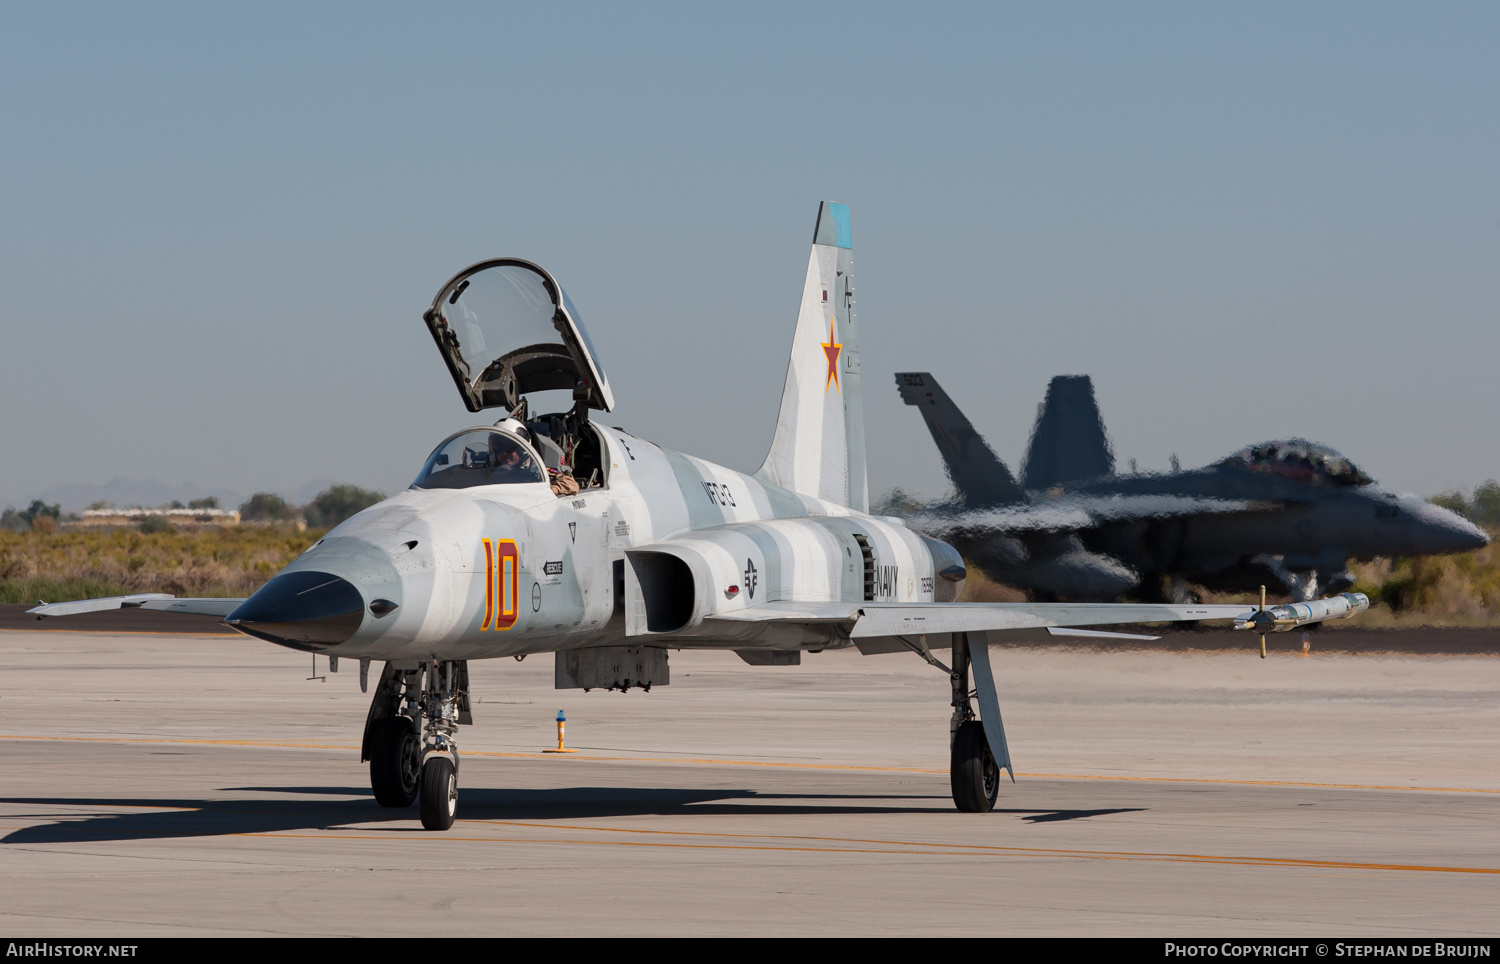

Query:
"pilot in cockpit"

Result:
[[488, 423, 579, 495], [488, 434, 539, 482]]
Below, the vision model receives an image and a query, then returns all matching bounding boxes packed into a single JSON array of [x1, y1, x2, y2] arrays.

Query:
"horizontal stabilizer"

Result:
[[28, 595, 247, 618]]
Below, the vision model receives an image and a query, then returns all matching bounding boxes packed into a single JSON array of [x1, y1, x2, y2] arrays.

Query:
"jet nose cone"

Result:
[[1414, 503, 1490, 554], [225, 570, 365, 651]]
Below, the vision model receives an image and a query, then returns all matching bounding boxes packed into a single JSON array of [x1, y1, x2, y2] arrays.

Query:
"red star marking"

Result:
[[821, 317, 842, 393]]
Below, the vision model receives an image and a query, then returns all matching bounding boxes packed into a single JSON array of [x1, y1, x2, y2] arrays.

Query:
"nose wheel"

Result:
[[420, 756, 458, 830]]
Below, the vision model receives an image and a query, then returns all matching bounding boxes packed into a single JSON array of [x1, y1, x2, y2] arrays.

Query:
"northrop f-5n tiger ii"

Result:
[[31, 203, 1369, 830]]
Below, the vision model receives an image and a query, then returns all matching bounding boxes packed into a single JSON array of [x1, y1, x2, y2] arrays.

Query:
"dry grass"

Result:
[[956, 566, 1030, 603], [0, 526, 325, 604], [1189, 531, 1500, 628], [1342, 533, 1500, 627]]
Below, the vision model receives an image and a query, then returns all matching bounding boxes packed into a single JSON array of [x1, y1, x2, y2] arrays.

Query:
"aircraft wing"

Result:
[[707, 599, 1254, 638], [27, 595, 245, 618], [905, 493, 1276, 536]]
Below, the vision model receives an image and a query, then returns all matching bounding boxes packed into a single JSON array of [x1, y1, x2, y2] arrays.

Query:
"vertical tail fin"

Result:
[[1020, 374, 1114, 490], [895, 372, 1025, 507], [756, 202, 867, 511]]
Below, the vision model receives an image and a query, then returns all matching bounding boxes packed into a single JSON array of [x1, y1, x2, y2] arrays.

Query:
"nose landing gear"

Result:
[[361, 660, 470, 830], [417, 660, 465, 831]]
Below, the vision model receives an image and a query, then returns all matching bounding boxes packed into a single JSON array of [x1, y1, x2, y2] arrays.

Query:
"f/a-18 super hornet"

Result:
[[897, 371, 1486, 601], [32, 204, 1368, 829]]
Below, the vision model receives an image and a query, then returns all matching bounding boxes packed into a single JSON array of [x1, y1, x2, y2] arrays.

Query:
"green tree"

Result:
[[302, 485, 385, 529], [1429, 491, 1468, 517], [1471, 480, 1500, 528], [239, 492, 291, 521], [7, 500, 63, 529], [139, 515, 173, 534], [27, 500, 60, 521], [188, 496, 220, 510]]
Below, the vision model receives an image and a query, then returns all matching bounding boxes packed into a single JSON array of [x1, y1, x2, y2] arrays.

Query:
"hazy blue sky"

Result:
[[2, 2, 1496, 508]]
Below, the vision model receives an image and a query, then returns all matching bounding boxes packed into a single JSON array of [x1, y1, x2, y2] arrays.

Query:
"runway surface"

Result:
[[1, 629, 1497, 936]]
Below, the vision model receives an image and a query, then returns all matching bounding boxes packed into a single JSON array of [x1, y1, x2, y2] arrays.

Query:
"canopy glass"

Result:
[[424, 259, 614, 413]]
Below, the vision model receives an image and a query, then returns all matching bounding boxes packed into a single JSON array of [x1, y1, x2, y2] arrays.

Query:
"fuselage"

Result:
[[1071, 462, 1487, 572], [226, 420, 940, 661]]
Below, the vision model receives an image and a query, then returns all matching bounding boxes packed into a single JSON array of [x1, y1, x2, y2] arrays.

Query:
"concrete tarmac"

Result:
[[1, 630, 1497, 936]]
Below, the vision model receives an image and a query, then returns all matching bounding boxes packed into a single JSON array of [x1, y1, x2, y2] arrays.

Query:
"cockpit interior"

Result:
[[411, 421, 607, 492], [1221, 439, 1373, 487], [413, 429, 545, 490]]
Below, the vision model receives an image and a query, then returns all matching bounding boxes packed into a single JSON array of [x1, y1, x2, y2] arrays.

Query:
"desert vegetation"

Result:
[[0, 483, 387, 604], [0, 524, 324, 604]]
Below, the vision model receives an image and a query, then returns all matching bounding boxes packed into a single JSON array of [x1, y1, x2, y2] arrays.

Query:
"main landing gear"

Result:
[[948, 633, 999, 813], [362, 660, 471, 830]]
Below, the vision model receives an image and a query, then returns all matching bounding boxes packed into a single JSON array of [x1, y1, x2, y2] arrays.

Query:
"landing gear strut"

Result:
[[418, 660, 464, 831], [949, 633, 998, 813], [361, 660, 470, 830]]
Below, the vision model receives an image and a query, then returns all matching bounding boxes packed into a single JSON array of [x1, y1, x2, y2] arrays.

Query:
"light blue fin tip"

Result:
[[814, 201, 852, 249]]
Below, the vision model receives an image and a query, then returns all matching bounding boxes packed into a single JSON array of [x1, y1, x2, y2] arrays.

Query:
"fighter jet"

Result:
[[30, 204, 1368, 829], [897, 372, 1487, 601]]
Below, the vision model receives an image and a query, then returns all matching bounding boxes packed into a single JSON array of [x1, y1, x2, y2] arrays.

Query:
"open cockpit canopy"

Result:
[[1221, 438, 1373, 487], [424, 259, 613, 414]]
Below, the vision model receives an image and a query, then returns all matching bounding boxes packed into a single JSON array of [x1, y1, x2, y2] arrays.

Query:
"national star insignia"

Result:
[[821, 316, 842, 393]]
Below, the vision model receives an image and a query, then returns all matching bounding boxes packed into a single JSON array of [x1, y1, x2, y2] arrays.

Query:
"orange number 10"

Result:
[[482, 538, 519, 631]]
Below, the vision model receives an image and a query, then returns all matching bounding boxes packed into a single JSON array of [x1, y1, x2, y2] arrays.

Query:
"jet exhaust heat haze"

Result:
[[896, 372, 1487, 603]]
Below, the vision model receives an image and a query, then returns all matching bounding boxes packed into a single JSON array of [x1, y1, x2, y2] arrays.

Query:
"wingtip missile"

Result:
[[1235, 591, 1370, 656]]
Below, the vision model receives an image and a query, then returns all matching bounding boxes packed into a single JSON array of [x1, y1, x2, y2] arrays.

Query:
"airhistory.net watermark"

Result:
[[6, 946, 138, 958]]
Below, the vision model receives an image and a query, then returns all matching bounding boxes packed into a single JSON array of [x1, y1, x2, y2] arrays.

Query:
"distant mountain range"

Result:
[[4, 477, 346, 513]]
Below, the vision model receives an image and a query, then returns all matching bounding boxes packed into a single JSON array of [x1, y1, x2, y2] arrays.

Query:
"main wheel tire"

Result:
[[369, 717, 421, 808], [951, 720, 1000, 813], [419, 756, 458, 831]]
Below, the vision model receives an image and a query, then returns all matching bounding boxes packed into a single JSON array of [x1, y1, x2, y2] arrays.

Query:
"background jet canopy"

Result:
[[425, 259, 614, 414], [413, 428, 544, 489], [1222, 439, 1372, 487]]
